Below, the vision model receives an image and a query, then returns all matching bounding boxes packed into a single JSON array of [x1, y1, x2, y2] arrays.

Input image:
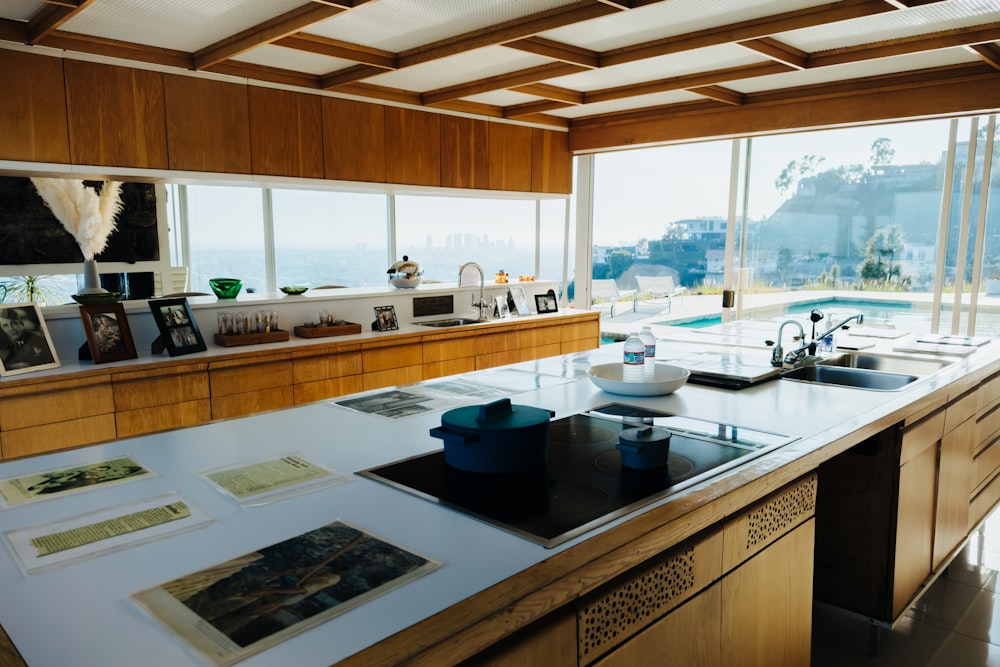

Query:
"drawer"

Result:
[[973, 431, 1000, 493], [977, 403, 1000, 456], [362, 343, 422, 373], [1, 415, 117, 459], [210, 358, 293, 397], [944, 388, 978, 435], [116, 399, 211, 438], [292, 351, 362, 384], [0, 383, 114, 431], [900, 410, 945, 465], [113, 370, 209, 412]]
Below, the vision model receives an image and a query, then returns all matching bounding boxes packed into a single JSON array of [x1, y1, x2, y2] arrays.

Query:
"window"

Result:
[[184, 185, 266, 295], [271, 189, 387, 288]]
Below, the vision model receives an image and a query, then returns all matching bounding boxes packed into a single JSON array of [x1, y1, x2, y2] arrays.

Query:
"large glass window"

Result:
[[271, 189, 387, 288], [184, 185, 266, 294], [394, 195, 539, 283]]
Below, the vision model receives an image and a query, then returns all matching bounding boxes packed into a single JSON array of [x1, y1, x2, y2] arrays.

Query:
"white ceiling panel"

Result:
[[550, 89, 703, 120], [781, 1, 1000, 52], [304, 0, 579, 53], [731, 49, 980, 94], [541, 0, 832, 51], [463, 90, 541, 107], [231, 44, 353, 76], [545, 44, 761, 92], [59, 0, 307, 53], [0, 0, 38, 21], [365, 46, 550, 92]]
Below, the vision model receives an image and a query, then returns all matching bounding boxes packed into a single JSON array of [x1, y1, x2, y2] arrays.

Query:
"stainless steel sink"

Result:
[[816, 352, 950, 376], [781, 365, 918, 390], [416, 318, 482, 328]]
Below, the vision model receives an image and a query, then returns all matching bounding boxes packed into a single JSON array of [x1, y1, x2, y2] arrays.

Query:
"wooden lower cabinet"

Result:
[[209, 353, 294, 420], [292, 345, 363, 405], [113, 363, 210, 438], [423, 336, 477, 380]]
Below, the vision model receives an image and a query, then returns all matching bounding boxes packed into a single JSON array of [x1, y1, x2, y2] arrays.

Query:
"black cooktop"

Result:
[[359, 403, 795, 547]]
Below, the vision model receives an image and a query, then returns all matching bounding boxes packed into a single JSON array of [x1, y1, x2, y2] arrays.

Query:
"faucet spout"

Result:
[[458, 262, 487, 321], [814, 313, 864, 344], [769, 319, 806, 367]]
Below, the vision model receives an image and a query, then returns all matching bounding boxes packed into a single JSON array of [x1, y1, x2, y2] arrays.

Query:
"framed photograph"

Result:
[[0, 302, 61, 377], [535, 290, 559, 314], [80, 303, 137, 363], [373, 305, 398, 331], [149, 298, 206, 357], [508, 285, 531, 317], [494, 295, 510, 319]]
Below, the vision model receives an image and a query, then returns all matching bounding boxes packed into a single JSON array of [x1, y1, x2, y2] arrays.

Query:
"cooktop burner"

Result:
[[359, 403, 796, 548]]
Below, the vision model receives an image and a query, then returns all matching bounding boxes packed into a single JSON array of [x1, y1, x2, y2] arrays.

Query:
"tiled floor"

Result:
[[812, 509, 1000, 666]]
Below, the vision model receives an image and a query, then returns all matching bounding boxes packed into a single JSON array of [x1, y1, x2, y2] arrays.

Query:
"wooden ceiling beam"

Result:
[[203, 60, 322, 89], [688, 85, 745, 105], [584, 62, 792, 104], [27, 0, 93, 43], [967, 42, 1000, 72], [38, 31, 194, 69], [0, 19, 27, 43], [398, 0, 625, 68], [324, 81, 423, 106], [320, 64, 388, 89], [503, 36, 600, 68], [510, 83, 584, 105], [504, 99, 576, 118], [810, 22, 1000, 67], [422, 62, 588, 105], [193, 3, 348, 69], [275, 34, 396, 69], [602, 0, 894, 67], [739, 37, 809, 69], [39, 0, 87, 7]]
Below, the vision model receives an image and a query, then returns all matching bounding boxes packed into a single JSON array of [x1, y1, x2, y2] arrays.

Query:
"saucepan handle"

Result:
[[429, 425, 479, 445]]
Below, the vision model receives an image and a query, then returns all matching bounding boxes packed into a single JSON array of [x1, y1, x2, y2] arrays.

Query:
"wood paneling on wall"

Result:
[[385, 107, 441, 186], [322, 97, 386, 183], [248, 86, 324, 179], [164, 75, 251, 174], [64, 60, 168, 169], [0, 50, 70, 164]]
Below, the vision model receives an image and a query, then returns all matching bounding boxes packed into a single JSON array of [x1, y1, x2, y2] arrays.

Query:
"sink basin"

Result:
[[417, 318, 482, 328], [816, 353, 950, 376], [781, 365, 918, 390]]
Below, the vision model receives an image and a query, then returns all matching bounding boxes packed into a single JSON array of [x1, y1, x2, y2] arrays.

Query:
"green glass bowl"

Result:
[[209, 278, 242, 299], [280, 285, 309, 295]]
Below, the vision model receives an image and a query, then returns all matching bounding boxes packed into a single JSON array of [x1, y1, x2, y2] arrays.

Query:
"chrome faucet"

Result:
[[813, 313, 864, 348], [458, 262, 488, 321], [768, 319, 806, 368]]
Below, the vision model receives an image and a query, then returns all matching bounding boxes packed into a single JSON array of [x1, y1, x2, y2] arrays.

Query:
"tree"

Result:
[[869, 137, 895, 167], [775, 155, 826, 198], [857, 225, 906, 289], [607, 250, 634, 280]]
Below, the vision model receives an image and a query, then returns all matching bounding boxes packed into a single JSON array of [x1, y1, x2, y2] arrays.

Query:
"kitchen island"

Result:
[[0, 330, 998, 666]]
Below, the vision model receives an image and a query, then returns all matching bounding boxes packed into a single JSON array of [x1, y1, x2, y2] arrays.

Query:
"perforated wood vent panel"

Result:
[[577, 545, 696, 661], [723, 473, 818, 572]]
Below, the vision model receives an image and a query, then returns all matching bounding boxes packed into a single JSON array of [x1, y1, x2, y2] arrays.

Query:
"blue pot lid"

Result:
[[441, 398, 552, 432], [618, 426, 671, 450]]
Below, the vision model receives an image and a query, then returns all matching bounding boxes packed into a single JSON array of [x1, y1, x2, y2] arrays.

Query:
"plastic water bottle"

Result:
[[623, 332, 645, 382], [639, 326, 656, 380]]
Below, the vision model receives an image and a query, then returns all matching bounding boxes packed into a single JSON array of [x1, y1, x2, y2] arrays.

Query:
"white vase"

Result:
[[78, 258, 109, 295]]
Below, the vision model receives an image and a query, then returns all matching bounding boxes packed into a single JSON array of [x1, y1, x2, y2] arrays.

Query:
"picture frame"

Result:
[[0, 302, 61, 376], [494, 295, 510, 319], [373, 305, 398, 331], [79, 303, 137, 363], [507, 285, 531, 317], [534, 290, 559, 314], [148, 298, 207, 357]]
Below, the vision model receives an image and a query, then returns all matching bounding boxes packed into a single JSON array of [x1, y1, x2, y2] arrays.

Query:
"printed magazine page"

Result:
[[198, 455, 349, 506], [131, 520, 441, 666], [0, 456, 154, 508]]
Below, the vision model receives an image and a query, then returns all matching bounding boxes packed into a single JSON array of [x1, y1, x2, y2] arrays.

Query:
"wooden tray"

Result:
[[214, 330, 290, 347], [294, 322, 362, 338]]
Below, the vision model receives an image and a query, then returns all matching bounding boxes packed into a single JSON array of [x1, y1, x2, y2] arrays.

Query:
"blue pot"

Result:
[[430, 398, 554, 474], [617, 426, 671, 469]]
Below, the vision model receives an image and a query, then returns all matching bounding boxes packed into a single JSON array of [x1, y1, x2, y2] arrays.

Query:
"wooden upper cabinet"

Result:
[[489, 122, 533, 192], [322, 97, 386, 183], [440, 115, 489, 190], [64, 60, 168, 169], [532, 128, 572, 194], [163, 75, 250, 174], [0, 50, 69, 164], [248, 86, 323, 179], [385, 107, 440, 186]]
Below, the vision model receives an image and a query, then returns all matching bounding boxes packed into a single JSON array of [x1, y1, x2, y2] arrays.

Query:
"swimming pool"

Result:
[[668, 298, 921, 329]]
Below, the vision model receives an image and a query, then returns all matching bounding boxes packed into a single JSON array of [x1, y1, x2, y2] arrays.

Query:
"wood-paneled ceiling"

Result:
[[2, 0, 1000, 149]]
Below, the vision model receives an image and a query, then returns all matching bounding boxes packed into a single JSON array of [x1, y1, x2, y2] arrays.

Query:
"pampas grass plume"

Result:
[[30, 178, 123, 260]]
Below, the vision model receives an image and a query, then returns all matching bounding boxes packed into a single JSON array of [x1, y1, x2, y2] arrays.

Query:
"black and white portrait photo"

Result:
[[0, 303, 60, 376]]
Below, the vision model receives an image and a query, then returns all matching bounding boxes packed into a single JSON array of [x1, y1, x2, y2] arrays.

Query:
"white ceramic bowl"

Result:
[[587, 362, 690, 396]]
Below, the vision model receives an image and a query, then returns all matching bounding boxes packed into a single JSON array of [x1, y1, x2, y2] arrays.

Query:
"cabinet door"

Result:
[[322, 97, 386, 182], [385, 107, 440, 186], [489, 123, 533, 191], [209, 354, 294, 420], [65, 60, 168, 169], [721, 520, 815, 667], [934, 418, 974, 568], [440, 115, 489, 189], [164, 75, 251, 173], [0, 50, 70, 163], [893, 442, 937, 617], [248, 86, 324, 178], [532, 128, 572, 194], [113, 364, 211, 438]]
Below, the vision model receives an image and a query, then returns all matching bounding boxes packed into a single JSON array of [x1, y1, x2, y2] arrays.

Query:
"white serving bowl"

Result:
[[587, 362, 690, 396]]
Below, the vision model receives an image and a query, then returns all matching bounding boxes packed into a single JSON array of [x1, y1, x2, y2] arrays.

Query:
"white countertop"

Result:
[[0, 335, 996, 666]]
